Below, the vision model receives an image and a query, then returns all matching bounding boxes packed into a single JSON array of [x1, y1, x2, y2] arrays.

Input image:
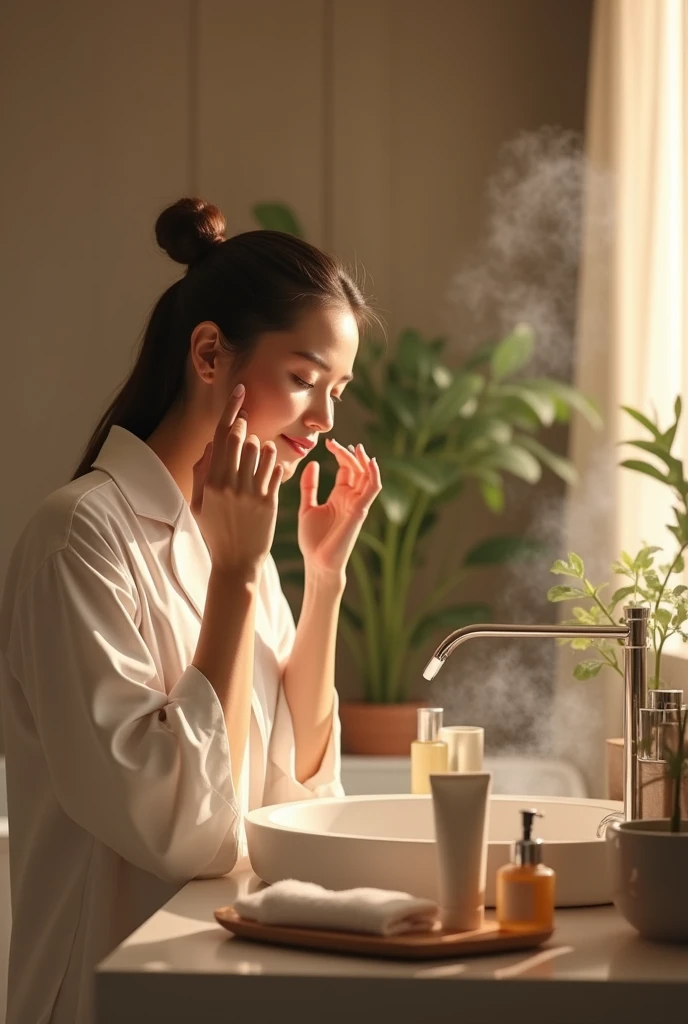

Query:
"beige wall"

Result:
[[0, 0, 593, 751]]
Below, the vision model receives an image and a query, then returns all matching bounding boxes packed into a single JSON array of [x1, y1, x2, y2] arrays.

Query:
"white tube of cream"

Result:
[[430, 772, 492, 931]]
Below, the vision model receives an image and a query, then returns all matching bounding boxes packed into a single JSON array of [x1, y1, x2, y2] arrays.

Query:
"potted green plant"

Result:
[[606, 706, 688, 941], [548, 398, 688, 797], [254, 202, 601, 753]]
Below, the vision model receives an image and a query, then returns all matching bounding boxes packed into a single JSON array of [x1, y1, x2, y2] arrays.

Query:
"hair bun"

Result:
[[155, 197, 226, 267]]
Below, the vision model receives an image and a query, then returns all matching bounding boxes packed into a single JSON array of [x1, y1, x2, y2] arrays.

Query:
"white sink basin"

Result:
[[246, 794, 623, 907]]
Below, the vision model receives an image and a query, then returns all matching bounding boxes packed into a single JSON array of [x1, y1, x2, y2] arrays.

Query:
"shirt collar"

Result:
[[92, 426, 185, 526]]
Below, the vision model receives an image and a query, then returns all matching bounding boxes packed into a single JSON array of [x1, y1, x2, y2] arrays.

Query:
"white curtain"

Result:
[[557, 0, 688, 793]]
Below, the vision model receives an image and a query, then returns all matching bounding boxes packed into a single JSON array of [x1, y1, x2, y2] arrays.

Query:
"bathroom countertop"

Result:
[[95, 865, 688, 1024]]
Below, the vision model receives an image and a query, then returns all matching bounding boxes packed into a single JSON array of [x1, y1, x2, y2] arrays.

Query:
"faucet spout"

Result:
[[422, 607, 649, 821]]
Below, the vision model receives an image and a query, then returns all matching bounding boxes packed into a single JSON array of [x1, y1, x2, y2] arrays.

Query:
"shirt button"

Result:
[[158, 709, 167, 722]]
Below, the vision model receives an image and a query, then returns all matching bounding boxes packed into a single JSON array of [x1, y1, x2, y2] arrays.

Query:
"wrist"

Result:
[[303, 566, 347, 595], [209, 563, 261, 591]]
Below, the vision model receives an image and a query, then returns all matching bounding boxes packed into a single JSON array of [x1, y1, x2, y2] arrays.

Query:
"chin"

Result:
[[279, 459, 297, 483]]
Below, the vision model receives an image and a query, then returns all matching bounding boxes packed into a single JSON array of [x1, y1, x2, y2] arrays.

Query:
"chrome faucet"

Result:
[[422, 605, 649, 820]]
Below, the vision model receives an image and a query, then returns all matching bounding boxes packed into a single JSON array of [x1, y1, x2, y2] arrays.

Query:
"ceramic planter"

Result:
[[606, 819, 688, 942], [339, 700, 427, 755]]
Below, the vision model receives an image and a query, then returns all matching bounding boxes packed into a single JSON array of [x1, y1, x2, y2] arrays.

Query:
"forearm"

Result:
[[283, 568, 346, 783], [192, 567, 259, 791]]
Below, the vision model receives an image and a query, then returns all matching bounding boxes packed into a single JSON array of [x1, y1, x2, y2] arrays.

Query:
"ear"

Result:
[[189, 321, 225, 384]]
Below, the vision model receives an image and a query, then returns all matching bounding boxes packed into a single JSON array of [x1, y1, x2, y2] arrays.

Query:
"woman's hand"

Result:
[[297, 438, 382, 578], [190, 385, 283, 578]]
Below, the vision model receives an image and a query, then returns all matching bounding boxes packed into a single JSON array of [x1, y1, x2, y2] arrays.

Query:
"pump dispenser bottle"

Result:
[[496, 809, 555, 933], [411, 708, 448, 794]]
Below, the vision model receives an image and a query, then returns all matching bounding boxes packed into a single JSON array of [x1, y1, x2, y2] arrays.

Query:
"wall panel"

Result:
[[0, 0, 193, 749], [196, 0, 327, 241]]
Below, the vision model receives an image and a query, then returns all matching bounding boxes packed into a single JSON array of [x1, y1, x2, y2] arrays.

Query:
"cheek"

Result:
[[240, 377, 300, 436]]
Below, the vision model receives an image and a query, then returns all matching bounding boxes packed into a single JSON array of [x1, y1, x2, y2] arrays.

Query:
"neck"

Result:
[[145, 403, 212, 505]]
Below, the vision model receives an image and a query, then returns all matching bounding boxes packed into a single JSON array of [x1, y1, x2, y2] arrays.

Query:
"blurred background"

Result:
[[1, 0, 686, 797]]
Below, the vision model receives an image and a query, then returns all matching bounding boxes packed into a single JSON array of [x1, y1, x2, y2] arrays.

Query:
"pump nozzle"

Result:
[[520, 808, 543, 842], [512, 808, 544, 866]]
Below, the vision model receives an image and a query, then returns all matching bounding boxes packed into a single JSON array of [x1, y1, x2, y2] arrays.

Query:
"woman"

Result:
[[0, 197, 382, 1024]]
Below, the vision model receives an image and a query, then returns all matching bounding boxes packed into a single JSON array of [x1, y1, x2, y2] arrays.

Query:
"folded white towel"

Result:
[[233, 879, 439, 936]]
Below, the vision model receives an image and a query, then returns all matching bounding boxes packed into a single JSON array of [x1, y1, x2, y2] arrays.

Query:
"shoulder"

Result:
[[3, 470, 135, 600]]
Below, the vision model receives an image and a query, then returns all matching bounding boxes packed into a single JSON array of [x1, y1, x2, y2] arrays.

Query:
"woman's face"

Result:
[[219, 306, 359, 481]]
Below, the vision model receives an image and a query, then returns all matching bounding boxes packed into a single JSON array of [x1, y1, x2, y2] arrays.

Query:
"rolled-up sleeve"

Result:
[[263, 558, 345, 804], [266, 685, 345, 803], [6, 517, 240, 885]]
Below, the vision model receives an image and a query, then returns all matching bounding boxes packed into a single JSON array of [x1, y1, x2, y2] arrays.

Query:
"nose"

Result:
[[303, 391, 335, 434]]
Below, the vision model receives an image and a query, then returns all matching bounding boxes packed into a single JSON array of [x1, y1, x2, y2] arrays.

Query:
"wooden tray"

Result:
[[214, 907, 552, 960]]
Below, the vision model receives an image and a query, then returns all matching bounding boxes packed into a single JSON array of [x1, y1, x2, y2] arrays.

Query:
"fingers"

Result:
[[237, 432, 261, 491], [208, 409, 246, 487], [266, 461, 284, 502], [325, 437, 360, 472], [326, 438, 376, 496], [209, 383, 247, 486], [254, 440, 277, 495], [299, 459, 320, 513], [218, 383, 246, 430]]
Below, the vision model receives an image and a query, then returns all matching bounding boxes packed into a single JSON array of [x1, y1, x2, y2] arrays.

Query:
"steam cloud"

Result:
[[436, 126, 616, 793]]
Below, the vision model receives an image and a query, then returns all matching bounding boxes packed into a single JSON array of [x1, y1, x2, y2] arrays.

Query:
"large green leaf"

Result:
[[620, 459, 668, 484], [454, 416, 513, 448], [573, 660, 604, 680], [517, 436, 578, 485], [481, 444, 542, 483], [410, 602, 492, 649], [377, 478, 413, 523], [432, 364, 453, 389], [624, 440, 682, 478], [490, 325, 535, 381], [522, 379, 603, 430], [382, 382, 418, 430], [463, 337, 501, 370], [464, 535, 546, 566], [548, 584, 586, 601], [621, 405, 660, 438], [381, 456, 464, 496], [484, 394, 543, 431], [480, 479, 505, 513], [422, 373, 484, 435], [251, 202, 304, 237], [492, 384, 556, 426]]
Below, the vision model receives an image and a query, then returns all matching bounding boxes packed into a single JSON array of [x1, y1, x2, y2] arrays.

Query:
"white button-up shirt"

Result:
[[0, 425, 343, 1024]]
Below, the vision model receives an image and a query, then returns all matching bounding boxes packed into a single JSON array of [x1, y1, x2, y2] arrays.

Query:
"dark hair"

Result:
[[72, 197, 376, 479]]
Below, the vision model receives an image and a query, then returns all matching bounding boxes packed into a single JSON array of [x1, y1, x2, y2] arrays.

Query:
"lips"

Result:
[[281, 435, 315, 456]]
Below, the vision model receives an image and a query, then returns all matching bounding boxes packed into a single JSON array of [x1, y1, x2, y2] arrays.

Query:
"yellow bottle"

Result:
[[411, 708, 448, 794], [496, 809, 555, 933]]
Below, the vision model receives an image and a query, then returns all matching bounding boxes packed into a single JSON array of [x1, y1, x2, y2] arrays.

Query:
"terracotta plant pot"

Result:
[[606, 819, 688, 942], [339, 700, 427, 755]]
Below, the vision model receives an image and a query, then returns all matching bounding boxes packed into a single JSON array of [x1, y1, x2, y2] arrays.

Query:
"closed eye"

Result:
[[292, 374, 344, 403]]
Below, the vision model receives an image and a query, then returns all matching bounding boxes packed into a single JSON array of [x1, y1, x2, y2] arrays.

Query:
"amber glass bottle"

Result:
[[496, 809, 555, 933]]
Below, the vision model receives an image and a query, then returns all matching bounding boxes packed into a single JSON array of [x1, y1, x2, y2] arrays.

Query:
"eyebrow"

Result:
[[290, 349, 354, 382]]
